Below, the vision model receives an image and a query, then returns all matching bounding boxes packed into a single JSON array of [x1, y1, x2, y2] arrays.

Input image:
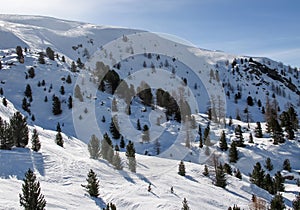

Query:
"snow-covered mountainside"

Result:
[[0, 15, 299, 209]]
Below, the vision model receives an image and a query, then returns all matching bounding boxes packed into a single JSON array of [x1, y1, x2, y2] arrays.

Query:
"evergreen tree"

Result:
[[60, 86, 65, 95], [19, 168, 46, 210], [292, 193, 300, 210], [38, 52, 45, 64], [142, 125, 150, 143], [248, 133, 254, 143], [82, 169, 99, 197], [2, 97, 7, 107], [110, 116, 120, 139], [52, 96, 62, 115], [263, 173, 275, 194], [215, 163, 227, 188], [10, 112, 29, 147], [71, 61, 77, 72], [101, 133, 113, 161], [22, 97, 29, 112], [228, 116, 233, 127], [0, 87, 3, 95], [111, 97, 118, 112], [31, 129, 41, 152], [283, 159, 291, 172], [203, 165, 209, 176], [234, 125, 244, 147], [120, 136, 125, 149], [112, 152, 123, 170], [88, 134, 100, 159], [178, 160, 186, 176], [74, 85, 83, 102], [56, 122, 61, 132], [219, 130, 228, 151], [182, 198, 190, 210], [223, 163, 232, 175], [254, 122, 263, 138], [272, 119, 284, 144], [235, 169, 242, 179], [68, 96, 72, 109], [265, 157, 273, 171], [61, 55, 65, 62], [44, 96, 48, 102], [279, 106, 298, 140], [250, 162, 265, 188], [101, 116, 106, 123], [270, 194, 285, 210], [137, 119, 141, 130], [126, 141, 136, 173], [66, 75, 72, 84], [55, 131, 63, 147], [229, 142, 238, 163], [46, 47, 55, 60], [24, 84, 32, 98], [28, 67, 35, 78], [0, 120, 13, 150], [0, 60, 2, 69], [274, 171, 285, 192]]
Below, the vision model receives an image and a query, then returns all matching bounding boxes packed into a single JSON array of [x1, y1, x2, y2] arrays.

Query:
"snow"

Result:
[[0, 14, 299, 209]]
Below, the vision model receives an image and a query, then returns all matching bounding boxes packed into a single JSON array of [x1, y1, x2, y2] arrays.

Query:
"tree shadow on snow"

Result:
[[185, 175, 198, 183], [118, 170, 136, 184], [91, 196, 106, 209], [0, 148, 45, 179]]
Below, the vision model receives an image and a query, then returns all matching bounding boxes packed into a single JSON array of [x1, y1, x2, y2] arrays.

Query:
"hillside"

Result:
[[0, 15, 299, 209]]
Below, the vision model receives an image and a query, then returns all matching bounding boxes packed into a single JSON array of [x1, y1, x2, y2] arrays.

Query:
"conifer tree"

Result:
[[71, 61, 77, 72], [52, 96, 62, 115], [235, 169, 242, 179], [126, 141, 136, 173], [68, 96, 72, 109], [112, 152, 123, 170], [182, 198, 190, 210], [234, 125, 244, 147], [178, 160, 186, 176], [274, 171, 285, 193], [0, 120, 13, 150], [60, 86, 65, 95], [263, 173, 275, 194], [137, 119, 141, 130], [46, 47, 55, 60], [270, 194, 285, 210], [2, 97, 7, 107], [31, 129, 41, 152], [66, 75, 72, 84], [19, 169, 46, 209], [56, 122, 61, 132], [110, 116, 120, 139], [215, 163, 227, 188], [88, 134, 100, 159], [38, 52, 45, 64], [292, 193, 300, 210], [229, 142, 238, 163], [265, 157, 273, 171], [82, 169, 99, 197], [0, 87, 3, 95], [223, 163, 232, 175], [219, 130, 228, 151], [120, 136, 125, 149], [142, 125, 150, 143], [203, 165, 209, 176], [248, 133, 254, 143], [10, 112, 29, 147], [250, 162, 265, 188], [283, 159, 291, 172], [272, 119, 284, 145], [101, 133, 113, 161], [55, 131, 63, 147], [24, 84, 32, 98]]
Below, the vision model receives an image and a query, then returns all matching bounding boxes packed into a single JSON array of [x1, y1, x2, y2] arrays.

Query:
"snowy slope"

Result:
[[0, 15, 299, 209]]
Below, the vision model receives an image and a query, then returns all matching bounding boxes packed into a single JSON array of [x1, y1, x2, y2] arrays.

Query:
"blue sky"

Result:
[[1, 0, 299, 67]]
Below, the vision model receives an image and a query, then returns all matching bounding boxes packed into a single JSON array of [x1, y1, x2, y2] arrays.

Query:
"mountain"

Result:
[[0, 14, 299, 209]]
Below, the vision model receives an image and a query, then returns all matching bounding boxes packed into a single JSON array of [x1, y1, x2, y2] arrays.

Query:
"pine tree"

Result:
[[10, 112, 29, 147], [24, 84, 32, 98], [235, 169, 242, 179], [82, 169, 99, 197], [19, 169, 46, 209], [142, 125, 150, 143], [265, 157, 274, 171], [229, 142, 238, 163], [274, 171, 285, 192], [28, 67, 35, 78], [38, 52, 45, 64], [234, 125, 244, 147], [126, 141, 136, 173], [182, 198, 190, 210], [101, 133, 113, 161], [270, 194, 285, 210], [66, 75, 72, 84], [137, 119, 141, 130], [31, 129, 41, 152], [2, 97, 7, 107], [112, 152, 123, 170], [178, 160, 186, 176], [61, 55, 65, 62], [71, 61, 77, 72], [203, 165, 209, 176], [292, 193, 300, 210], [56, 122, 61, 132], [68, 96, 72, 109], [88, 134, 100, 159], [60, 86, 65, 95], [219, 130, 228, 151], [248, 132, 254, 143], [223, 163, 232, 175], [283, 159, 291, 172], [46, 47, 55, 60], [52, 96, 62, 115], [120, 136, 125, 149], [215, 163, 227, 188], [250, 162, 265, 188], [110, 116, 120, 139], [0, 120, 13, 150], [55, 131, 63, 147], [263, 173, 275, 194], [272, 119, 284, 144], [0, 87, 3, 95]]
